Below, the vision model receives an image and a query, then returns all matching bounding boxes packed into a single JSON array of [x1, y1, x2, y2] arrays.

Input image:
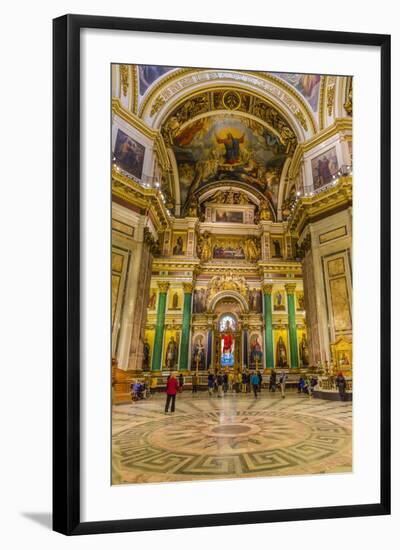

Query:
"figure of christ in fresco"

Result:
[[216, 133, 245, 164]]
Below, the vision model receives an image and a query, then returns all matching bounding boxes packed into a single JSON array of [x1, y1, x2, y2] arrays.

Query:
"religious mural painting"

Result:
[[171, 233, 187, 255], [193, 288, 207, 313], [147, 288, 157, 310], [311, 147, 339, 190], [191, 332, 206, 370], [219, 314, 236, 367], [249, 332, 263, 369], [274, 73, 321, 112], [215, 209, 244, 223], [113, 128, 145, 180], [166, 114, 289, 212], [273, 289, 286, 311]]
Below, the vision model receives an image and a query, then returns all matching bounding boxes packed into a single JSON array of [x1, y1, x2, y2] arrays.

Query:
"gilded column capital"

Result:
[[285, 283, 297, 295], [182, 282, 194, 294], [157, 281, 170, 293], [262, 283, 273, 295]]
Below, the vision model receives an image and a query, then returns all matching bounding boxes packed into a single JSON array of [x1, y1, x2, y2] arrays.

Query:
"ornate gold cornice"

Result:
[[112, 168, 171, 232], [157, 281, 170, 293], [288, 177, 352, 237]]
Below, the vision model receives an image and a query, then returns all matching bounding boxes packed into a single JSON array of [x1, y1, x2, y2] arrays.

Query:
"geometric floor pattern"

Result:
[[112, 391, 352, 484]]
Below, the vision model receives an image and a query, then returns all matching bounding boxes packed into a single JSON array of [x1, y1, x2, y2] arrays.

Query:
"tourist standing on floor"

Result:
[[178, 373, 184, 393], [250, 371, 259, 398], [257, 370, 263, 392], [336, 371, 347, 401], [223, 371, 228, 393], [241, 371, 247, 393], [217, 371, 224, 398], [237, 371, 242, 392], [269, 370, 277, 392], [279, 370, 287, 398], [228, 370, 234, 392], [207, 371, 215, 396], [165, 372, 178, 413], [192, 372, 198, 394]]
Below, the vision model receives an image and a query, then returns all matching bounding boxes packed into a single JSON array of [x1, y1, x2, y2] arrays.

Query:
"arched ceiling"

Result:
[[128, 66, 350, 218]]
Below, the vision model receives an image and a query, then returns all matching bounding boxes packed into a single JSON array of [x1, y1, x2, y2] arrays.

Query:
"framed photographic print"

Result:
[[53, 14, 391, 535]]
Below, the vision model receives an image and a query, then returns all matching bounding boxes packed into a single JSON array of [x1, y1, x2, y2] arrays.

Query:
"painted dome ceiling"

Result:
[[125, 65, 345, 219], [167, 114, 291, 212], [160, 87, 298, 215]]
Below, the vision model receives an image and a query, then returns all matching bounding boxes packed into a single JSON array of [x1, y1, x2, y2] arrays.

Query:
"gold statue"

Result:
[[259, 200, 271, 221]]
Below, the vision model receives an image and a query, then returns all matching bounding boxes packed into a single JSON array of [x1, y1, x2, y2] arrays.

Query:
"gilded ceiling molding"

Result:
[[155, 85, 301, 145], [119, 64, 129, 96], [140, 68, 316, 138], [318, 76, 327, 130], [131, 65, 139, 114], [139, 67, 191, 114]]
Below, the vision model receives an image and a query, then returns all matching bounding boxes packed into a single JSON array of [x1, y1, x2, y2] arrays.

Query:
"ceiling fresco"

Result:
[[170, 114, 289, 212], [273, 73, 321, 112], [137, 65, 177, 97]]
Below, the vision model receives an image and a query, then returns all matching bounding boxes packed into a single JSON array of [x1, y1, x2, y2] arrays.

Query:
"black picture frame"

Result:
[[53, 14, 391, 535]]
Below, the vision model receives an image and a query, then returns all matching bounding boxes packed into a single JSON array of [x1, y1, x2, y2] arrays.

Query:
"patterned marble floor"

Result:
[[112, 391, 352, 484]]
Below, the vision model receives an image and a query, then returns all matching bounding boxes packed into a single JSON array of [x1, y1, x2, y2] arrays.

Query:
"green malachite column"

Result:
[[151, 282, 169, 371], [285, 283, 299, 368], [179, 283, 193, 371], [262, 284, 274, 369]]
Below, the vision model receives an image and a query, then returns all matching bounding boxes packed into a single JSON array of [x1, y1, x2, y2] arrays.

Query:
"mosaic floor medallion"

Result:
[[112, 392, 352, 484]]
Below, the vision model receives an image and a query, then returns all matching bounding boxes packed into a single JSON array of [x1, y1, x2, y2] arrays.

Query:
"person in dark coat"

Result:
[[178, 373, 184, 392], [257, 370, 263, 392], [192, 372, 198, 394], [217, 372, 224, 398], [223, 372, 229, 393], [207, 372, 215, 396], [165, 373, 178, 413], [336, 372, 347, 401], [269, 370, 277, 392]]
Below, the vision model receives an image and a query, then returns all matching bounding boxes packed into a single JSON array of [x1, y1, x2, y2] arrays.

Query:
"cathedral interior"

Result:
[[111, 65, 353, 484]]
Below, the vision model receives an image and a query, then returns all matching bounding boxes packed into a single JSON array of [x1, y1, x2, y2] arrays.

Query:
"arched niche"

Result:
[[208, 291, 249, 314]]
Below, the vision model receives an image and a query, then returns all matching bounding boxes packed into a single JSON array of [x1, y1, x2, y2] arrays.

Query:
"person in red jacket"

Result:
[[165, 372, 178, 413]]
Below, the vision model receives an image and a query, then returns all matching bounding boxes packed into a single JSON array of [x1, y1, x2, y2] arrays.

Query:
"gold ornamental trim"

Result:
[[284, 283, 297, 294], [262, 283, 273, 295], [182, 282, 194, 293], [157, 281, 170, 293]]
